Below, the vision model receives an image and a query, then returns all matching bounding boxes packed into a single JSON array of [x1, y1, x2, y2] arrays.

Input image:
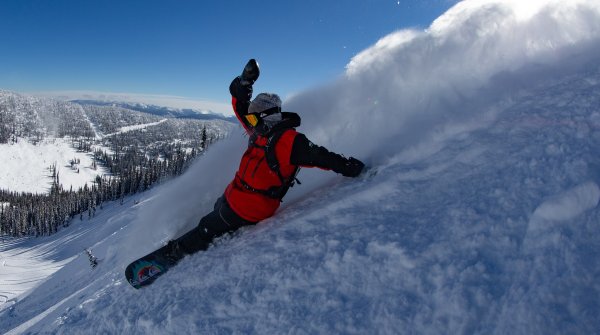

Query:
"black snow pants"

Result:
[[175, 195, 256, 255]]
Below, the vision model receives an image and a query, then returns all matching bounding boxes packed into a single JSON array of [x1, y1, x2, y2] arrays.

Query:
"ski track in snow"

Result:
[[102, 119, 168, 138], [77, 105, 102, 140], [2, 0, 600, 334]]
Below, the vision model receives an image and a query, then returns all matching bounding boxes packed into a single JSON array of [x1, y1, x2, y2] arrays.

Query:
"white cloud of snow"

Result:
[[532, 181, 600, 222], [285, 0, 600, 168]]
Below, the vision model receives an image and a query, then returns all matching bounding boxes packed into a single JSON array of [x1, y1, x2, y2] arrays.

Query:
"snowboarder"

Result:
[[164, 59, 365, 260]]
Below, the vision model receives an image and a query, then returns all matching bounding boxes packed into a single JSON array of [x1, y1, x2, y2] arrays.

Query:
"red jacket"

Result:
[[225, 124, 299, 222]]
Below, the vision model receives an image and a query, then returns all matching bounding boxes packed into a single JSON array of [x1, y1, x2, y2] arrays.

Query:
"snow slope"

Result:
[[2, 0, 600, 333], [0, 138, 108, 194]]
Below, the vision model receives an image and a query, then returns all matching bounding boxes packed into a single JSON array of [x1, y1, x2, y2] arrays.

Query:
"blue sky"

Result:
[[0, 0, 458, 113]]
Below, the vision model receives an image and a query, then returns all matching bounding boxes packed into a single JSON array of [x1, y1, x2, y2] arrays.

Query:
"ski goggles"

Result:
[[245, 114, 259, 127], [244, 107, 281, 127]]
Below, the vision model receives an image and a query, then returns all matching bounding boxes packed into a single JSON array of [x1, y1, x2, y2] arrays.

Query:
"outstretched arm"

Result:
[[290, 134, 365, 177], [229, 59, 260, 133]]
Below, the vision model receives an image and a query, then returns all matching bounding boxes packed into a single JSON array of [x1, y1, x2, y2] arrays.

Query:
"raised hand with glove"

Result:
[[229, 59, 259, 99], [229, 59, 261, 131]]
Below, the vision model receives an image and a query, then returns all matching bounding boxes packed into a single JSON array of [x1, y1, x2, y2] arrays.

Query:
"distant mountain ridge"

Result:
[[71, 99, 237, 122]]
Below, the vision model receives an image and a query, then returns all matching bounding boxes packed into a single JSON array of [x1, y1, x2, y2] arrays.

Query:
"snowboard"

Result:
[[125, 243, 182, 289]]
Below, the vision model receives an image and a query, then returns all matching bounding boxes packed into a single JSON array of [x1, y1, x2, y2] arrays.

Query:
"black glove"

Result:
[[340, 157, 365, 177], [240, 59, 260, 86], [229, 76, 253, 101]]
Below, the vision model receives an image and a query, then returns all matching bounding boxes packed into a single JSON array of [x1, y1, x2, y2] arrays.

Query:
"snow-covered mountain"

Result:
[[0, 91, 235, 194], [0, 90, 96, 142], [2, 0, 600, 334], [0, 91, 104, 193]]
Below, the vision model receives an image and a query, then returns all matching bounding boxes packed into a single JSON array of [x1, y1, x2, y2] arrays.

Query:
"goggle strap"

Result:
[[259, 106, 281, 117]]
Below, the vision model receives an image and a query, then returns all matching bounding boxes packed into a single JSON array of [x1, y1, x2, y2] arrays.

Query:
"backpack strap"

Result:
[[247, 129, 300, 200], [264, 129, 287, 184]]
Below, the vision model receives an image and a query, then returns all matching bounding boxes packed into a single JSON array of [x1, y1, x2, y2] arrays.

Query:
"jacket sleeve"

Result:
[[290, 133, 351, 174], [229, 76, 253, 134]]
